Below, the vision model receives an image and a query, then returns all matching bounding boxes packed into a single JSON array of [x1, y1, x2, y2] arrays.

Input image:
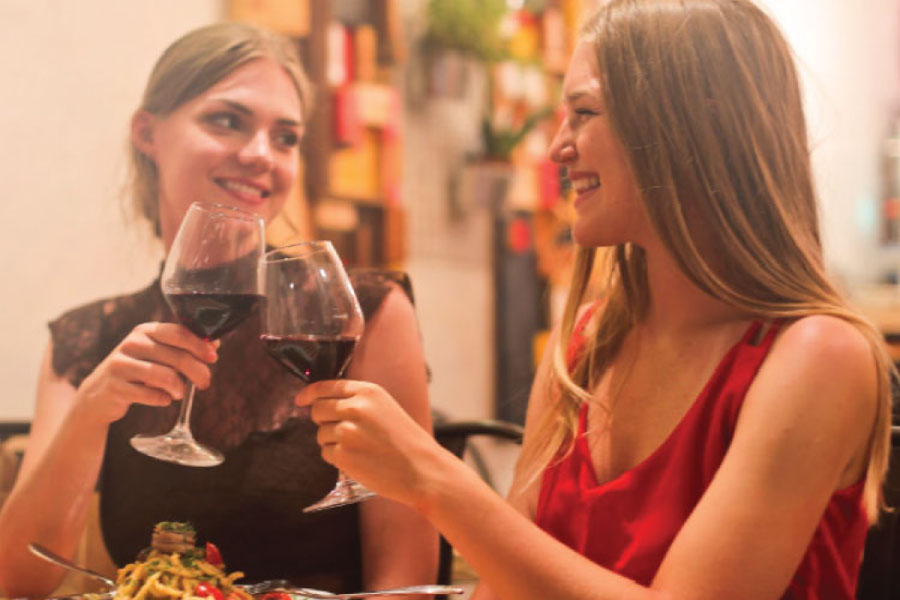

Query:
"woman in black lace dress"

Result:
[[0, 23, 436, 597]]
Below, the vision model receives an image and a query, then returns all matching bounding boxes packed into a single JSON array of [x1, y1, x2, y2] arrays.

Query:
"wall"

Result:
[[399, 1, 497, 421], [761, 0, 900, 285], [0, 0, 222, 420], [405, 91, 497, 420]]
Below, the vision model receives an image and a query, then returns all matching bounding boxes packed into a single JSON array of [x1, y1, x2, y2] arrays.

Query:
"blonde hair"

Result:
[[517, 0, 894, 523], [129, 22, 312, 237]]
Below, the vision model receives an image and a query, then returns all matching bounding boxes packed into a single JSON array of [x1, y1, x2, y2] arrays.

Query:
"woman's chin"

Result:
[[571, 227, 621, 250], [571, 223, 601, 248]]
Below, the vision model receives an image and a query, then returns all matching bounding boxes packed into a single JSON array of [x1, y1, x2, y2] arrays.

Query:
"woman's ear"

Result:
[[131, 110, 156, 157]]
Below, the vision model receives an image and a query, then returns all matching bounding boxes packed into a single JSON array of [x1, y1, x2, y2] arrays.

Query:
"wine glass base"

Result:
[[303, 478, 376, 512], [130, 432, 223, 467]]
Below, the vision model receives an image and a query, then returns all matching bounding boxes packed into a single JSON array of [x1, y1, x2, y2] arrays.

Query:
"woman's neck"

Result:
[[639, 242, 751, 339]]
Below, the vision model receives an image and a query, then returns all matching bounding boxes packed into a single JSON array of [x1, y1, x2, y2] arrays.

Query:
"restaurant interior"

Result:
[[1, 0, 899, 597]]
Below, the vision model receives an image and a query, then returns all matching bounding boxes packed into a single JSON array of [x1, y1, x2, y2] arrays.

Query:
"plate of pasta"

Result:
[[94, 522, 294, 600], [30, 524, 459, 600]]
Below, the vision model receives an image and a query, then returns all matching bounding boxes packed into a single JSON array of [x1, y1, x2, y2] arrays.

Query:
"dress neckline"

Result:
[[577, 319, 770, 491]]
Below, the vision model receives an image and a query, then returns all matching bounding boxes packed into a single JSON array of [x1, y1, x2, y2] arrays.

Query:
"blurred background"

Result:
[[0, 0, 899, 430]]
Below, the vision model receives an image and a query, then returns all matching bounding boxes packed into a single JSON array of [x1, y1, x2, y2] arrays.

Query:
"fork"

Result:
[[28, 543, 117, 590], [240, 580, 464, 598], [294, 584, 464, 599]]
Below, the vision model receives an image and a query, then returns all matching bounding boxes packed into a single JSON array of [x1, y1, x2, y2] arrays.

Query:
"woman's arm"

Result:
[[0, 324, 216, 597], [0, 346, 109, 597], [437, 321, 648, 600], [649, 315, 878, 598], [299, 314, 878, 600], [346, 288, 439, 595]]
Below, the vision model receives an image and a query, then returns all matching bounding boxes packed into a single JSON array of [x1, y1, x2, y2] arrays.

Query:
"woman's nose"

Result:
[[238, 130, 275, 170], [548, 124, 576, 164]]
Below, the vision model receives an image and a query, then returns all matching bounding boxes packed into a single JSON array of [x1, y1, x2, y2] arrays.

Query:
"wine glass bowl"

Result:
[[260, 335, 358, 383], [260, 241, 374, 511], [130, 202, 265, 467], [166, 292, 262, 340]]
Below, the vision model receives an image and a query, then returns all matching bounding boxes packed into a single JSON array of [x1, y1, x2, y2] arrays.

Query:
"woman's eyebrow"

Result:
[[566, 88, 602, 105], [211, 98, 303, 128]]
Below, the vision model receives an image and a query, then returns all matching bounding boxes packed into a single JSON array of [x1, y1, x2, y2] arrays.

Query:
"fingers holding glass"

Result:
[[130, 202, 265, 467], [260, 241, 373, 511]]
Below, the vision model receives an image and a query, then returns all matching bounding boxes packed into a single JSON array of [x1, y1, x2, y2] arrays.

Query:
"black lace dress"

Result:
[[48, 270, 415, 592]]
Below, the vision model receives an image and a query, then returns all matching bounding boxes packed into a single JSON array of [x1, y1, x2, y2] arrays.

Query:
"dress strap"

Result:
[[747, 318, 785, 349]]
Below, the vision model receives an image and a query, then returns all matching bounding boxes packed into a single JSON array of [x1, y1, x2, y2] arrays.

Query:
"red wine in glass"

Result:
[[260, 334, 357, 383], [130, 202, 265, 467], [261, 241, 373, 511], [167, 292, 262, 340]]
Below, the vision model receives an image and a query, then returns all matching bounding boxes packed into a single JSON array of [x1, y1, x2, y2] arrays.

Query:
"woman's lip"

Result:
[[215, 178, 270, 205], [572, 184, 599, 210]]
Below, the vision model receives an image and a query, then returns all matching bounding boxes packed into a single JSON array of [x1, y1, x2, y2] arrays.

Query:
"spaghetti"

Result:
[[111, 523, 253, 600]]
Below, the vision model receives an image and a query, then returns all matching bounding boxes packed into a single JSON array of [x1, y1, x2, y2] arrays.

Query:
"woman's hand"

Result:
[[0, 325, 216, 597], [295, 380, 449, 509], [76, 322, 218, 424]]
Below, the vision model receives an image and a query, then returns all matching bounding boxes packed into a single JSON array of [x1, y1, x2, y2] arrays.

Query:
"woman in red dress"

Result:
[[297, 1, 895, 598]]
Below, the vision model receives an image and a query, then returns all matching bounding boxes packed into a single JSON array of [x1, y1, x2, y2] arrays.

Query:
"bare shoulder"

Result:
[[362, 286, 418, 337], [777, 313, 872, 356], [354, 286, 420, 363], [740, 314, 878, 482], [350, 287, 430, 422], [769, 315, 876, 393], [354, 284, 421, 363], [652, 316, 882, 596]]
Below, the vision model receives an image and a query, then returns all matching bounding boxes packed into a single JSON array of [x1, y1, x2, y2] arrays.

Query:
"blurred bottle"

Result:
[[882, 112, 900, 243]]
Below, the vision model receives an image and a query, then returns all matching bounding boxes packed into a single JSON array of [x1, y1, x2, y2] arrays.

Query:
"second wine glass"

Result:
[[130, 202, 265, 467], [260, 241, 375, 512]]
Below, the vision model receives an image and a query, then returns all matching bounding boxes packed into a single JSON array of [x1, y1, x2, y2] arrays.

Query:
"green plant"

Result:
[[424, 0, 508, 61], [425, 0, 553, 161], [482, 106, 553, 162]]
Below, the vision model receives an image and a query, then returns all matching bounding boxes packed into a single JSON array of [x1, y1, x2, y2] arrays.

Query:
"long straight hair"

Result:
[[515, 0, 894, 523]]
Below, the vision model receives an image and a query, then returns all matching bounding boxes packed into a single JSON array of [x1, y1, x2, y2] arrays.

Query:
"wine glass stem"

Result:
[[173, 381, 197, 433]]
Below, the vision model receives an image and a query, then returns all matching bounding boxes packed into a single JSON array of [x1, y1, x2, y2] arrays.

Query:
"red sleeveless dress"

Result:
[[535, 314, 868, 599]]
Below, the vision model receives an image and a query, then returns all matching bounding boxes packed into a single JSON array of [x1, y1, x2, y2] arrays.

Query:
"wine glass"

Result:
[[260, 241, 374, 512], [130, 202, 265, 467]]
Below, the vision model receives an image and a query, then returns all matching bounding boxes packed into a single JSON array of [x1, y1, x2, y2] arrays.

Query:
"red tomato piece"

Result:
[[205, 542, 223, 567], [195, 582, 225, 600], [259, 593, 292, 600]]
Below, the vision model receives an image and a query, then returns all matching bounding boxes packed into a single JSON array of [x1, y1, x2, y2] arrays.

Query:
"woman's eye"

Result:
[[275, 131, 300, 149], [207, 112, 241, 130]]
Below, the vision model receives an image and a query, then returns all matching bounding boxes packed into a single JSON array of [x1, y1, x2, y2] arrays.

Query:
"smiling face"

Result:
[[548, 41, 647, 249], [132, 57, 304, 249]]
